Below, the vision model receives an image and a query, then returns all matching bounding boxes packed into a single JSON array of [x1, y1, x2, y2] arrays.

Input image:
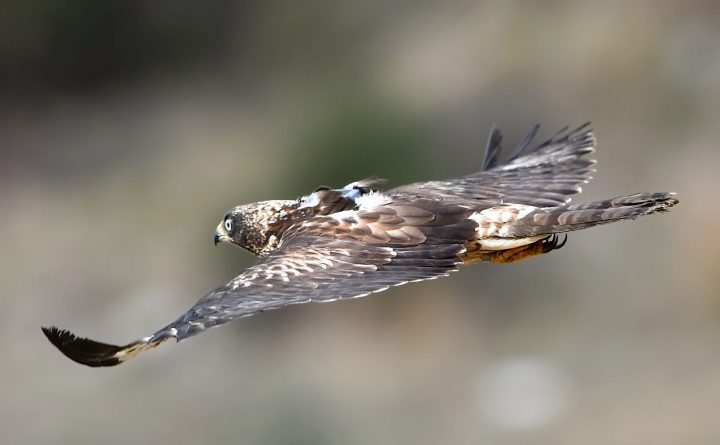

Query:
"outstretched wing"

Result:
[[389, 123, 596, 208], [43, 201, 477, 366], [168, 237, 463, 339]]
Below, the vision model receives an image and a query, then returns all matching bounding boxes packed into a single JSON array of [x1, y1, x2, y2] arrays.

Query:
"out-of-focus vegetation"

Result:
[[1, 2, 719, 444]]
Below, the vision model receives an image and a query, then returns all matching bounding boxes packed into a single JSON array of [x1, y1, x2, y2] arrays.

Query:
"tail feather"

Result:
[[42, 326, 170, 367], [507, 192, 678, 237]]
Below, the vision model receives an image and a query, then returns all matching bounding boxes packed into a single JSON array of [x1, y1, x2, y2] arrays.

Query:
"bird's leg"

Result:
[[488, 242, 544, 264], [489, 234, 567, 264]]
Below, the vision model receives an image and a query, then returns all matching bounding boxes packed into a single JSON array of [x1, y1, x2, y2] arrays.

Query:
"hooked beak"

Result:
[[214, 223, 231, 246]]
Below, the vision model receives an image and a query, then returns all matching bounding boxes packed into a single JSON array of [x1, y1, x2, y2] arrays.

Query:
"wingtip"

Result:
[[42, 326, 131, 367]]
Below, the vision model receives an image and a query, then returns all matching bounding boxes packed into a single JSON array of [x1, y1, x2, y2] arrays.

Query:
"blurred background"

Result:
[[1, 1, 719, 444]]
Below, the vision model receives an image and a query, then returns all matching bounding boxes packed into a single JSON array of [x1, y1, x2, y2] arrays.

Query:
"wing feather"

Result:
[[389, 123, 596, 208], [168, 238, 463, 340], [43, 201, 478, 366], [165, 201, 476, 340]]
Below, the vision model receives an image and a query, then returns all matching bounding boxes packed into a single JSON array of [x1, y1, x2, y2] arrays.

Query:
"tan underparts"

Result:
[[459, 237, 548, 265]]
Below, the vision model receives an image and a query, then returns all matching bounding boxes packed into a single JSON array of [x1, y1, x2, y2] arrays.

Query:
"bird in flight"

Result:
[[43, 123, 677, 367]]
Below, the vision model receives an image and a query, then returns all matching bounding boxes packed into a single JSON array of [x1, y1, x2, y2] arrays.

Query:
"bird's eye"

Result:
[[224, 218, 234, 233]]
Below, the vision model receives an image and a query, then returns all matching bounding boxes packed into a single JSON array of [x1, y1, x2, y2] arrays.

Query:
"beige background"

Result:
[[1, 2, 718, 444]]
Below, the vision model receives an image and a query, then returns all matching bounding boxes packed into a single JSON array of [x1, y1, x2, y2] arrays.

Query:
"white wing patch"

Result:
[[468, 204, 537, 236], [479, 204, 536, 222], [327, 209, 357, 222], [355, 191, 391, 210], [468, 204, 544, 249]]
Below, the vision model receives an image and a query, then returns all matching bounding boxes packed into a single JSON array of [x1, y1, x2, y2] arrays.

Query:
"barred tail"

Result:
[[508, 192, 678, 237], [42, 326, 173, 367]]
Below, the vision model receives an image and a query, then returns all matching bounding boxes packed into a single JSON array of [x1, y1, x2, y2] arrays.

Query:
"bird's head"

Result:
[[214, 200, 299, 256]]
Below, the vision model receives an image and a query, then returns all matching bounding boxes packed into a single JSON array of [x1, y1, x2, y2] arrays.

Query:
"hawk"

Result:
[[43, 123, 677, 367]]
